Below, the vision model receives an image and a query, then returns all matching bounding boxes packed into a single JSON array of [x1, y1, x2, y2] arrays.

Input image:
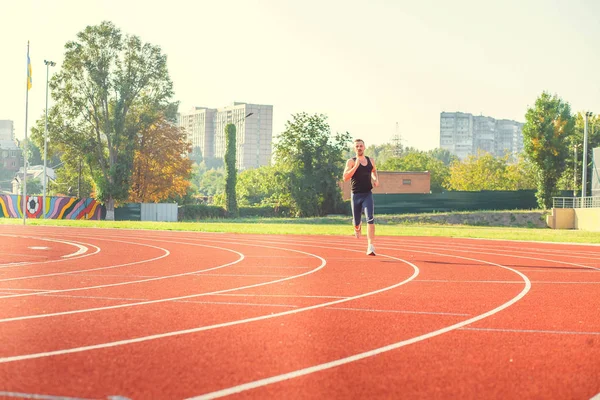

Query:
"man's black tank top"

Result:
[[351, 156, 373, 193]]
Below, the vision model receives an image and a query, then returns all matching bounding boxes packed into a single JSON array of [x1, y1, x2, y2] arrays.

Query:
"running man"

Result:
[[343, 138, 379, 256]]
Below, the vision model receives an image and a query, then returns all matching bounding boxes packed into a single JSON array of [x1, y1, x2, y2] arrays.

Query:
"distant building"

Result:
[[179, 107, 217, 163], [11, 165, 56, 194], [0, 139, 23, 192], [0, 120, 14, 141], [440, 112, 523, 160], [179, 102, 273, 170]]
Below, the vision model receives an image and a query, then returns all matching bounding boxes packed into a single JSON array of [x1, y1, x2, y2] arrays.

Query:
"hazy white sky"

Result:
[[2, 0, 599, 150]]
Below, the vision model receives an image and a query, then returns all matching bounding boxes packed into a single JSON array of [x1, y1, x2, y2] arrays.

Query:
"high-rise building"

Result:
[[179, 102, 273, 170], [178, 107, 217, 163], [440, 112, 474, 160], [0, 120, 14, 141], [440, 112, 523, 160]]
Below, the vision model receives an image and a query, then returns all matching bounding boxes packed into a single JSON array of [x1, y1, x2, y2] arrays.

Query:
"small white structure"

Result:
[[141, 203, 178, 222]]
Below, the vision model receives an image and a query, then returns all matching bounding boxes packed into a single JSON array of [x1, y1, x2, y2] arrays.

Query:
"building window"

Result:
[[403, 179, 412, 185]]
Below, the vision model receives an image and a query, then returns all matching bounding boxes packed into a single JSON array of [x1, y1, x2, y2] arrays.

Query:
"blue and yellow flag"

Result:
[[27, 54, 32, 90]]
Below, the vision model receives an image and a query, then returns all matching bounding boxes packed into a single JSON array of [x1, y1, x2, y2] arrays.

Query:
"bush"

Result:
[[179, 204, 293, 220], [179, 204, 226, 220], [239, 205, 293, 218]]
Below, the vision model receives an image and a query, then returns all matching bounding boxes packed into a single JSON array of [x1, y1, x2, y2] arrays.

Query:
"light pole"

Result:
[[573, 142, 581, 197], [582, 111, 593, 199], [42, 60, 56, 218]]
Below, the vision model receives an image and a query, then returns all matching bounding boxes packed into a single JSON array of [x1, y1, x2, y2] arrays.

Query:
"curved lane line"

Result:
[[236, 235, 600, 272], [0, 237, 172, 290], [0, 248, 416, 363], [0, 241, 323, 322], [0, 235, 101, 269], [186, 248, 532, 399]]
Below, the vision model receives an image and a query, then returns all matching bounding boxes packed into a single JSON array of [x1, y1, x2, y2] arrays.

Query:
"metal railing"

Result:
[[553, 196, 600, 208]]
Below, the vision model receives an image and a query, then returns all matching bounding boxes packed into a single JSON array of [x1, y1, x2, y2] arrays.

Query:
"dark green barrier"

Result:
[[114, 203, 141, 221], [373, 190, 573, 214]]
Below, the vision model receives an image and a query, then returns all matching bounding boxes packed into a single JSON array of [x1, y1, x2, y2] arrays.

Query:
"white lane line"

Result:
[[28, 247, 49, 250], [0, 237, 161, 285], [185, 260, 530, 399], [177, 300, 299, 308], [0, 251, 414, 363], [416, 279, 523, 284], [212, 294, 348, 299], [0, 241, 254, 299], [327, 307, 469, 316], [0, 392, 95, 399], [0, 235, 99, 268], [0, 243, 319, 323], [590, 392, 600, 400], [61, 242, 88, 258], [460, 327, 600, 335], [260, 235, 600, 272], [191, 274, 290, 278], [416, 279, 600, 284]]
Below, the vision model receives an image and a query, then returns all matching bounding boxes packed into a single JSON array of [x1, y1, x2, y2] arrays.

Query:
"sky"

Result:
[[1, 0, 599, 151]]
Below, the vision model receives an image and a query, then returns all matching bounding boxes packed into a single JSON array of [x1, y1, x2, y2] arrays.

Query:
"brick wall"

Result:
[[341, 171, 431, 200]]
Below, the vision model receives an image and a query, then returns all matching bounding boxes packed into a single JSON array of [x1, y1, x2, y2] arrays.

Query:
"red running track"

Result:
[[0, 225, 599, 399]]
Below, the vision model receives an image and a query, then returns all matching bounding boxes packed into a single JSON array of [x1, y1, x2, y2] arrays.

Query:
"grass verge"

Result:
[[1, 215, 599, 244]]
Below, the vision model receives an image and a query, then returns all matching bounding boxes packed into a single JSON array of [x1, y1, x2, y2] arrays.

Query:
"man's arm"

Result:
[[343, 159, 359, 181], [371, 159, 379, 187]]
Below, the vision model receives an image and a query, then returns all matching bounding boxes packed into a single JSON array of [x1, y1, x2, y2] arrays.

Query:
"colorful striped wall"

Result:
[[0, 195, 103, 220]]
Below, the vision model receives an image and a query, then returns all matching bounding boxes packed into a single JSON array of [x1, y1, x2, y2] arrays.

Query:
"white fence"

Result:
[[141, 203, 178, 222], [553, 196, 600, 209]]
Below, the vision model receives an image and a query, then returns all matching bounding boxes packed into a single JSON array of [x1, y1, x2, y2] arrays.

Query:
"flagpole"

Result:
[[22, 41, 30, 225]]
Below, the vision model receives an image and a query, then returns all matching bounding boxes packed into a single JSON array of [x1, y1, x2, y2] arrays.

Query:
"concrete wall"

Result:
[[574, 208, 600, 231], [547, 207, 600, 231]]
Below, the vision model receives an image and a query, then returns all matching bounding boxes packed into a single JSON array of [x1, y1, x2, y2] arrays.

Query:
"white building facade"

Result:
[[0, 120, 14, 141], [440, 112, 523, 160], [179, 102, 273, 170]]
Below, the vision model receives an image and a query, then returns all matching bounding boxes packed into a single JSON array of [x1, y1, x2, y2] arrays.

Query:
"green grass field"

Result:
[[2, 215, 599, 244]]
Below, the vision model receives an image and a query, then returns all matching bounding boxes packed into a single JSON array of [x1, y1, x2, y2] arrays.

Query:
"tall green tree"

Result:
[[523, 92, 575, 208], [274, 113, 350, 217], [224, 123, 238, 216], [39, 21, 175, 219]]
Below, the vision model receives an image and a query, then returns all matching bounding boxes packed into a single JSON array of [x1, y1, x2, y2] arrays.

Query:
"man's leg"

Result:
[[350, 193, 363, 238], [364, 192, 376, 255]]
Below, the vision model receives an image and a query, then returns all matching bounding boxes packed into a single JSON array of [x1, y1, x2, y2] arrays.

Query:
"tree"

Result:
[[380, 151, 450, 193], [127, 116, 192, 203], [523, 92, 574, 208], [445, 151, 535, 191], [274, 113, 350, 217], [224, 123, 238, 216], [428, 148, 459, 166], [42, 21, 175, 219], [236, 166, 282, 206], [557, 112, 600, 194]]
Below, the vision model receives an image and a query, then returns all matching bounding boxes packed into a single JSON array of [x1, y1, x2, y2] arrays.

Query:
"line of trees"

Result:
[[25, 21, 597, 218]]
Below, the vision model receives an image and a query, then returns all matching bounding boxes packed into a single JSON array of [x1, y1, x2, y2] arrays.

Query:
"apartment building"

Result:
[[179, 102, 273, 170], [0, 120, 14, 141], [440, 112, 523, 160]]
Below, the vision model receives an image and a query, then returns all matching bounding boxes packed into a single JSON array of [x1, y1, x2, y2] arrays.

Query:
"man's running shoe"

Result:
[[366, 244, 376, 256], [354, 225, 362, 239]]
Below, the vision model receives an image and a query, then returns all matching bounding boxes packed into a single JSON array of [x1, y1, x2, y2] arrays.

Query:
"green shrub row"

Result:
[[178, 204, 296, 220]]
